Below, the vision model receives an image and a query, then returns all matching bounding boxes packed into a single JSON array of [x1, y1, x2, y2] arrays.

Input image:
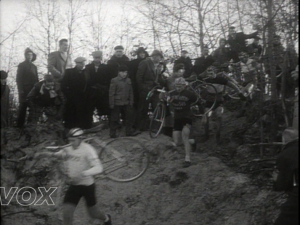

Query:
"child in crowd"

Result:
[[109, 65, 140, 138]]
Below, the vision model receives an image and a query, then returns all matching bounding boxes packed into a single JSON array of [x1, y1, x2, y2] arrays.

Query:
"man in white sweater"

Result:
[[35, 128, 112, 225]]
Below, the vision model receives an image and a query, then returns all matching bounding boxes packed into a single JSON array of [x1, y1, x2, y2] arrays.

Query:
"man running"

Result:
[[34, 128, 112, 225], [168, 77, 198, 168]]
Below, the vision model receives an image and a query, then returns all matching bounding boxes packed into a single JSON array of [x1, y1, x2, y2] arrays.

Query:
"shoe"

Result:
[[104, 214, 112, 225], [182, 161, 191, 168], [238, 92, 247, 101], [110, 134, 117, 138], [126, 130, 141, 136]]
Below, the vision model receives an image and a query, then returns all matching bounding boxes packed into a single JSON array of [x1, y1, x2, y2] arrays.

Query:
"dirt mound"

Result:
[[1, 115, 284, 225]]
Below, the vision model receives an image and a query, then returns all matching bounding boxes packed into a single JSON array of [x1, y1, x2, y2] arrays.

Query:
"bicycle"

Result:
[[146, 78, 218, 138], [6, 127, 150, 184]]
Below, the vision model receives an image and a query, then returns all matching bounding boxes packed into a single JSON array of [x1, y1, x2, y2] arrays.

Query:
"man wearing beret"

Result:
[[85, 51, 111, 119], [135, 49, 166, 131], [61, 57, 93, 130], [16, 47, 39, 128], [22, 74, 66, 147], [1, 71, 10, 152], [48, 39, 72, 82]]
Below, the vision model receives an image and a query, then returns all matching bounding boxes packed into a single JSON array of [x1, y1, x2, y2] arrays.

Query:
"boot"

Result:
[[21, 134, 31, 148]]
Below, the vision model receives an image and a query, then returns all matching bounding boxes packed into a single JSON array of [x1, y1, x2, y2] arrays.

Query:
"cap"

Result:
[[150, 50, 163, 58], [229, 26, 235, 29], [0, 70, 8, 79], [68, 128, 84, 137], [44, 74, 54, 82], [114, 45, 124, 51], [136, 47, 147, 54], [92, 51, 103, 57], [181, 49, 188, 53], [74, 57, 86, 63], [118, 65, 128, 72], [254, 36, 261, 40]]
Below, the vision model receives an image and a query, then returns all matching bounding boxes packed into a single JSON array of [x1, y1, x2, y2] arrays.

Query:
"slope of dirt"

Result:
[[1, 111, 285, 225]]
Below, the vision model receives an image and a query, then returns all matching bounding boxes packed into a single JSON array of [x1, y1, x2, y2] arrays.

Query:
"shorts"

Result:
[[63, 183, 97, 207], [173, 118, 193, 131]]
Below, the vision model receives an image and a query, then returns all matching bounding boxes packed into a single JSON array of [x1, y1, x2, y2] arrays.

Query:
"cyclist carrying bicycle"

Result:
[[168, 77, 199, 168], [34, 128, 112, 225]]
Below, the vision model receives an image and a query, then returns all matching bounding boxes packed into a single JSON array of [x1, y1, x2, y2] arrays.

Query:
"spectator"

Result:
[[247, 36, 262, 58], [1, 71, 10, 152], [227, 26, 258, 62], [168, 77, 198, 168], [192, 45, 215, 75], [85, 51, 111, 119], [135, 50, 165, 131], [16, 48, 39, 128], [173, 50, 193, 78], [212, 38, 232, 72], [128, 47, 149, 109], [264, 34, 285, 98], [23, 74, 66, 147], [107, 45, 130, 82], [292, 65, 298, 130], [61, 57, 93, 130], [109, 65, 140, 138], [48, 38, 72, 82], [273, 127, 298, 225]]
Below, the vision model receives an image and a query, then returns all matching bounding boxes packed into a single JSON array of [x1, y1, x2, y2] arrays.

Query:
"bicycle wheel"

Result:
[[98, 137, 149, 182], [223, 86, 241, 100], [193, 83, 218, 116], [149, 102, 166, 138]]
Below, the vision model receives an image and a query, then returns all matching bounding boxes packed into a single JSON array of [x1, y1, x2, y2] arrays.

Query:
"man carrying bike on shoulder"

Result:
[[168, 77, 199, 168], [34, 128, 112, 225]]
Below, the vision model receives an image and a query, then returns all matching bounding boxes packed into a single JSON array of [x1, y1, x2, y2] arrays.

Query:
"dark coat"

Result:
[[174, 56, 193, 77], [135, 57, 165, 90], [212, 47, 232, 67], [1, 84, 10, 128], [227, 31, 258, 53], [26, 81, 65, 117], [107, 55, 130, 83], [247, 43, 262, 57], [192, 55, 215, 75], [274, 139, 298, 225], [109, 76, 133, 106], [61, 67, 88, 100], [61, 67, 93, 129], [16, 61, 38, 103]]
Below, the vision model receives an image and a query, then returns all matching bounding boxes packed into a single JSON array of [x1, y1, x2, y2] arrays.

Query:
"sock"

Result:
[[104, 214, 109, 222], [185, 155, 191, 162]]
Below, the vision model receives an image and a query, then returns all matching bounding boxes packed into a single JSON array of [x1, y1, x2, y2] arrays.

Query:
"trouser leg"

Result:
[[110, 106, 120, 135], [17, 102, 28, 128]]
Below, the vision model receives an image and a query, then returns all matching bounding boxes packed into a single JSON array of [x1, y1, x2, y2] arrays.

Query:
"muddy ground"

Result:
[[1, 106, 286, 225]]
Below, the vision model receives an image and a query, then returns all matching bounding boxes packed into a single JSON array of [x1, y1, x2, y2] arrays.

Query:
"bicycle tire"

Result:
[[149, 102, 166, 138], [193, 83, 218, 116], [224, 86, 241, 100], [98, 137, 149, 182]]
